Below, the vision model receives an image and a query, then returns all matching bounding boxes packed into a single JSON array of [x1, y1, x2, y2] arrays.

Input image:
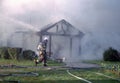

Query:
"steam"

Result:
[[0, 0, 120, 61]]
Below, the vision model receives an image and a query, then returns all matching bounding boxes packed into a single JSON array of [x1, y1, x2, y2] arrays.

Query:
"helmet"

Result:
[[43, 37, 48, 41]]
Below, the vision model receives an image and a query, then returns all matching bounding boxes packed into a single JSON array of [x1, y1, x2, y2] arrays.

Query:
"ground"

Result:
[[0, 59, 120, 83]]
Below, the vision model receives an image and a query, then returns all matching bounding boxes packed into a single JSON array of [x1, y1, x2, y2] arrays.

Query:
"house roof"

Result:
[[38, 19, 84, 37]]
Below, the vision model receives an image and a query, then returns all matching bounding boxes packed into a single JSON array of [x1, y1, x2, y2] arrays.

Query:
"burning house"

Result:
[[37, 19, 84, 62], [0, 15, 84, 62]]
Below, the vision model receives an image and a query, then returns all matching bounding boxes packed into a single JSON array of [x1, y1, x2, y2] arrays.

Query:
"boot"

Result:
[[35, 61, 38, 66], [44, 63, 47, 67]]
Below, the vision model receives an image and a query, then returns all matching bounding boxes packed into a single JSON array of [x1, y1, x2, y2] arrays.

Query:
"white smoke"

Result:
[[0, 0, 120, 60], [0, 14, 39, 51]]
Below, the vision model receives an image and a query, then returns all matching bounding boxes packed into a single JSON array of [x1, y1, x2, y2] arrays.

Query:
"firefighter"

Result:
[[35, 37, 48, 66]]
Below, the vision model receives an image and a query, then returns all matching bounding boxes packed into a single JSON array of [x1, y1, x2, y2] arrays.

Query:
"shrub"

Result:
[[0, 47, 22, 60], [0, 47, 10, 59], [103, 47, 120, 61], [23, 50, 35, 60], [8, 47, 22, 60]]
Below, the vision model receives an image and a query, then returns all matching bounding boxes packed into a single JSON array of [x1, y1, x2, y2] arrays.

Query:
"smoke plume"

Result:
[[0, 0, 120, 60]]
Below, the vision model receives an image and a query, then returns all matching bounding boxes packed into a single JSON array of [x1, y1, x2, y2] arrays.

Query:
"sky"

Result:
[[0, 0, 120, 60]]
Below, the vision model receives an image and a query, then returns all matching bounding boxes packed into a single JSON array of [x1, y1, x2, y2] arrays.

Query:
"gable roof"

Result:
[[38, 19, 84, 37]]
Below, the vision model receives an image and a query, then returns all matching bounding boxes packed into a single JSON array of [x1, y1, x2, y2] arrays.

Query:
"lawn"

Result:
[[0, 59, 120, 83]]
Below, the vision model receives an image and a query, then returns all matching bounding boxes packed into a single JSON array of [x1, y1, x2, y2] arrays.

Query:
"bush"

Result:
[[8, 48, 22, 60], [0, 47, 22, 60], [23, 50, 35, 60], [0, 47, 10, 59], [0, 47, 36, 60], [103, 47, 120, 61]]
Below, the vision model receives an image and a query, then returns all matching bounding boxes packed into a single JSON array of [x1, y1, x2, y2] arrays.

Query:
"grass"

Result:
[[84, 60, 120, 76], [0, 58, 64, 66], [69, 69, 119, 83], [0, 59, 120, 83]]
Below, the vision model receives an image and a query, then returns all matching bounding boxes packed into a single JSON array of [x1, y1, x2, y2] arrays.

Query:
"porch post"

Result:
[[49, 35, 52, 56], [70, 37, 72, 56], [40, 33, 42, 42]]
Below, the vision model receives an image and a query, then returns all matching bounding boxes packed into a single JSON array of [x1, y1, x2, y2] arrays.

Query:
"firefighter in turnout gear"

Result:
[[35, 37, 48, 66]]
